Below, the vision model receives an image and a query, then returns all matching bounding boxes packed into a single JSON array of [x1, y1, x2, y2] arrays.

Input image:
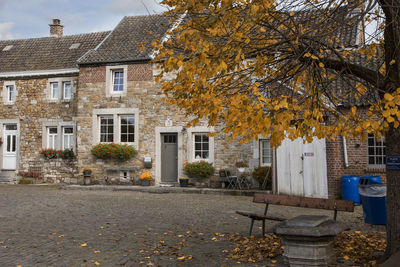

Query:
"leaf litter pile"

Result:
[[334, 231, 386, 265], [227, 231, 386, 265]]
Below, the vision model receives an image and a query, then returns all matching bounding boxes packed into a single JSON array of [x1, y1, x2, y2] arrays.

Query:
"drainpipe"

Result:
[[343, 136, 349, 168]]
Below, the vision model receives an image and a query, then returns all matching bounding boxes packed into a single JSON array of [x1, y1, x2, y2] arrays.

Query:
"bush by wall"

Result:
[[91, 143, 137, 160], [252, 166, 272, 189], [184, 161, 215, 178]]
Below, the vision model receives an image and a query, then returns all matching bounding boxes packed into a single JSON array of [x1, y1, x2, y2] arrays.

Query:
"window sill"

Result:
[[3, 102, 15, 105], [365, 167, 386, 173]]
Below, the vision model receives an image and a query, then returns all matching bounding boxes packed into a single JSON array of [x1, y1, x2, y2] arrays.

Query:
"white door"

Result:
[[2, 124, 18, 170], [276, 137, 328, 198]]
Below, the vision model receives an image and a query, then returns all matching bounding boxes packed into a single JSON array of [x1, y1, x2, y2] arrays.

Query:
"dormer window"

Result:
[[106, 65, 128, 97]]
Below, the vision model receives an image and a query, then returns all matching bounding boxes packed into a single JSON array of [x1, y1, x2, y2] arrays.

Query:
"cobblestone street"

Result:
[[0, 185, 384, 267]]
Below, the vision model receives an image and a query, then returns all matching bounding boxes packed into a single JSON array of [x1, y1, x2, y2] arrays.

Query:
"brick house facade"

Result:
[[0, 15, 386, 198]]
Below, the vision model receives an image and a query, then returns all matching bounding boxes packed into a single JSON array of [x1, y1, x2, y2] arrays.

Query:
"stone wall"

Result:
[[76, 63, 253, 184], [0, 76, 79, 182]]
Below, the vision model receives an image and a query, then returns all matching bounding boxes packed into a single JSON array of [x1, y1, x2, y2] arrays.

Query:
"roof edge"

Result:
[[0, 68, 79, 78]]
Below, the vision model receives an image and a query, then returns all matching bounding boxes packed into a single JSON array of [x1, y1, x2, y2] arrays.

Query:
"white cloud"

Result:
[[106, 0, 167, 15], [0, 22, 14, 40]]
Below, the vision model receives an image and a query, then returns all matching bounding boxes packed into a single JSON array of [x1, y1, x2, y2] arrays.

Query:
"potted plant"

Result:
[[83, 168, 92, 185], [235, 161, 249, 173], [178, 177, 189, 187], [140, 171, 152, 186]]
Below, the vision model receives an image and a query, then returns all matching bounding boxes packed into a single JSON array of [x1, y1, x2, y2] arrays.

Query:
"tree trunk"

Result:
[[384, 125, 400, 258]]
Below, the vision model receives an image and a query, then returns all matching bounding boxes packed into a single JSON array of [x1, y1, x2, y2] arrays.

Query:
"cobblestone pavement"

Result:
[[0, 185, 385, 267]]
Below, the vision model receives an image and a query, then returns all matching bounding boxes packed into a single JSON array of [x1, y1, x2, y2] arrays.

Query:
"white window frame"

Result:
[[47, 127, 58, 149], [193, 133, 210, 161], [2, 81, 16, 105], [92, 108, 139, 148], [367, 133, 386, 168], [42, 121, 76, 150], [47, 77, 75, 101], [63, 81, 72, 100], [119, 115, 135, 144], [62, 126, 74, 150], [187, 126, 215, 163], [99, 115, 114, 143], [50, 82, 59, 100], [260, 139, 272, 166], [106, 65, 128, 97]]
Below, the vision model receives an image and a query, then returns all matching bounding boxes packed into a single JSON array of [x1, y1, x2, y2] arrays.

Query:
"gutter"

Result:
[[0, 68, 79, 78], [343, 136, 349, 168]]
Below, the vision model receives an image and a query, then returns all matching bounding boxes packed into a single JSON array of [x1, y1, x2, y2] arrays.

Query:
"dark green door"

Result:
[[161, 133, 178, 183]]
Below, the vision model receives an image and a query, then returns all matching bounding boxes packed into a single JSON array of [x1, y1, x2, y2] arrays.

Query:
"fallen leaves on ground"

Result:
[[227, 234, 283, 263], [334, 231, 386, 265]]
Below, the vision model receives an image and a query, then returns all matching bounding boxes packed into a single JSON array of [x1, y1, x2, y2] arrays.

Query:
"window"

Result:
[[62, 127, 74, 150], [106, 65, 127, 96], [260, 139, 272, 166], [50, 82, 59, 100], [367, 134, 386, 167], [63, 82, 72, 100], [112, 70, 124, 92], [47, 127, 58, 149], [100, 116, 114, 143], [120, 116, 135, 143], [93, 108, 139, 147], [7, 85, 15, 102], [193, 133, 209, 160]]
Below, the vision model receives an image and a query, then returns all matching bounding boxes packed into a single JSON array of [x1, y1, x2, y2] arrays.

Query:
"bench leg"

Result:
[[262, 219, 265, 236], [249, 218, 255, 236]]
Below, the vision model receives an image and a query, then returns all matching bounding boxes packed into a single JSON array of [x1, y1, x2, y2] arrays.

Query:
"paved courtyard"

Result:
[[0, 185, 385, 266]]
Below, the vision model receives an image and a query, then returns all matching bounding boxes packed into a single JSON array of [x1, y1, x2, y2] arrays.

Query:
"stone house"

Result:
[[0, 15, 386, 198]]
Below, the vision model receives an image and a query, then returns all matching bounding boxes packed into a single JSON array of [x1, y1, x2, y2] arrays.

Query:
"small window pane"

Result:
[[5, 124, 17, 130], [7, 135, 11, 152], [51, 82, 59, 99], [12, 135, 16, 152], [63, 82, 72, 99]]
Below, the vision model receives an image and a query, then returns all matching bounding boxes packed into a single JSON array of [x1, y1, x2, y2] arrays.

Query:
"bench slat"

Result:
[[236, 211, 286, 221], [253, 194, 354, 212]]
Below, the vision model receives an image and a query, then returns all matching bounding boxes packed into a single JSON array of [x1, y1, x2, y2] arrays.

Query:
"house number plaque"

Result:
[[386, 156, 400, 170]]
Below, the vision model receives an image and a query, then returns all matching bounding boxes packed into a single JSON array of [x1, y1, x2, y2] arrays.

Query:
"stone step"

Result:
[[0, 171, 16, 184]]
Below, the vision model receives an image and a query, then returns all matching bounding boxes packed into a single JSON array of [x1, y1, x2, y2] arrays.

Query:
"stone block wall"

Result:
[[77, 63, 253, 184], [0, 76, 79, 182]]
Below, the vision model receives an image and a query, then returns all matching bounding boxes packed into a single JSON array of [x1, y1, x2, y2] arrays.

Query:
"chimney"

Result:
[[49, 19, 63, 37]]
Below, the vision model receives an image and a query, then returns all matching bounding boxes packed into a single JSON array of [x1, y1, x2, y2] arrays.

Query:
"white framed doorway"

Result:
[[2, 124, 18, 170]]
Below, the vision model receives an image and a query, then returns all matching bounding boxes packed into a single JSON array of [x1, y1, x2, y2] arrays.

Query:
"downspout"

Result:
[[343, 136, 349, 168]]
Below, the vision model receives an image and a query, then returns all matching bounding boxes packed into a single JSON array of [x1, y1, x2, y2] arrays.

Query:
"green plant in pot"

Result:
[[235, 161, 249, 172], [184, 161, 215, 178], [178, 177, 189, 187]]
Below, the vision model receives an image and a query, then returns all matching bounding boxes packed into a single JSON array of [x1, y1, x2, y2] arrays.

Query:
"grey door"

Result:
[[161, 133, 178, 183]]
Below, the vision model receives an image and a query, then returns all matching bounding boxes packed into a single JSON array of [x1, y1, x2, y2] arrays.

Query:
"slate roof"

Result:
[[78, 15, 172, 64], [0, 32, 110, 73]]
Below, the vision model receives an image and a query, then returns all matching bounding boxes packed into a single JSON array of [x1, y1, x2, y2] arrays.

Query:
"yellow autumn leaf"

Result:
[[177, 256, 185, 261], [390, 59, 396, 65], [94, 250, 101, 253], [81, 243, 87, 247], [94, 261, 100, 266]]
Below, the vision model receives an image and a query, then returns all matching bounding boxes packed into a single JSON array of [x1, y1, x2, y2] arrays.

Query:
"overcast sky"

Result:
[[0, 0, 167, 40]]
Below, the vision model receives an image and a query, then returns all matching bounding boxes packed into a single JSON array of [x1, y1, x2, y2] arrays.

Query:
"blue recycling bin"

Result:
[[358, 184, 387, 225], [360, 176, 382, 185], [342, 175, 360, 205]]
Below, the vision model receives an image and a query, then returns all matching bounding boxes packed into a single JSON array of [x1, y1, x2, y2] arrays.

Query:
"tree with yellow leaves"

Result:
[[154, 0, 400, 259]]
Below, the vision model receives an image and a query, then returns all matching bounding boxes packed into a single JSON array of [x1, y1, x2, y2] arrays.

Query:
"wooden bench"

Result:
[[236, 193, 354, 236]]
